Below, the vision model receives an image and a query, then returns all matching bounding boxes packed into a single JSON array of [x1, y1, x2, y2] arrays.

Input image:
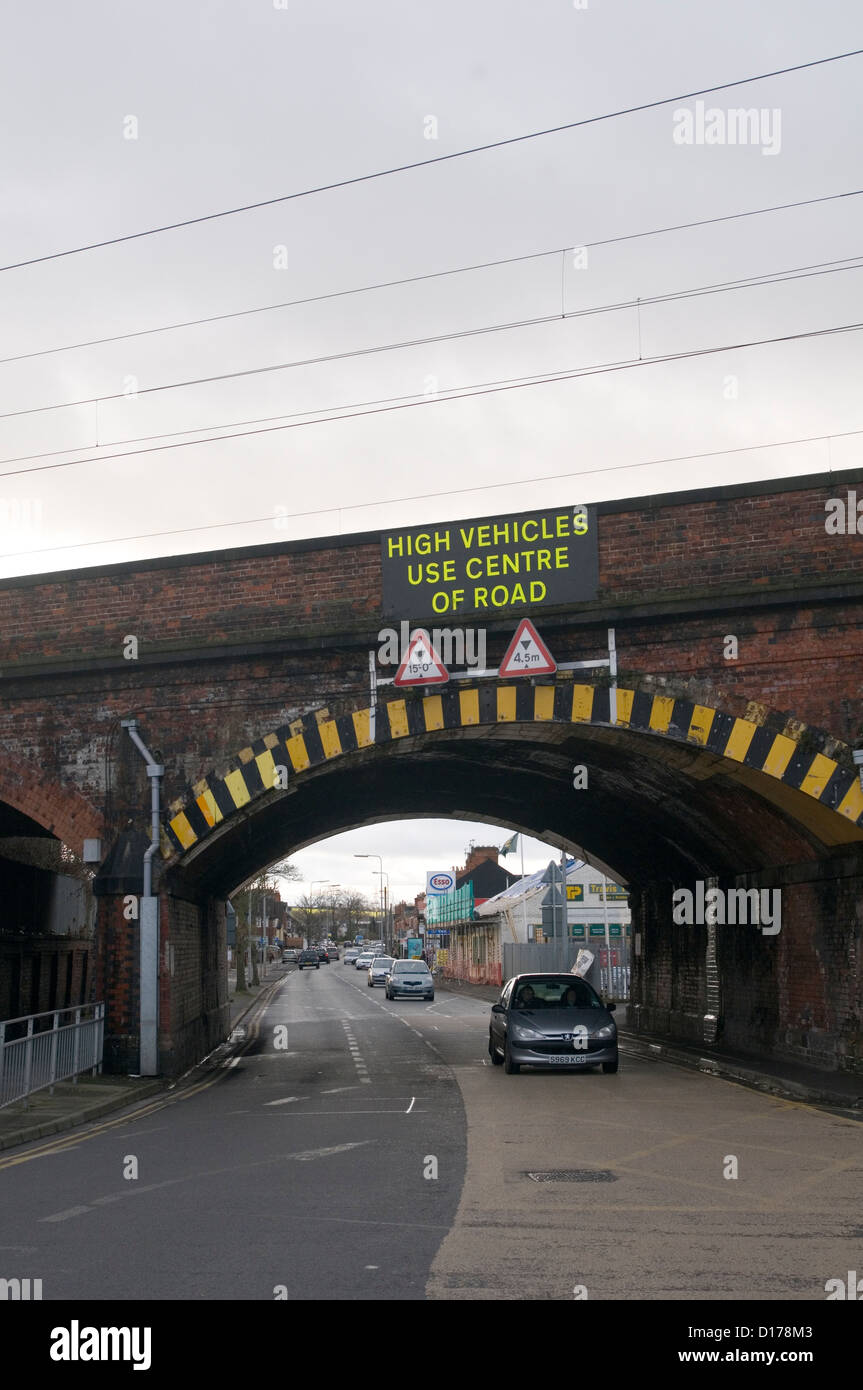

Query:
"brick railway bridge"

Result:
[[1, 465, 862, 1077]]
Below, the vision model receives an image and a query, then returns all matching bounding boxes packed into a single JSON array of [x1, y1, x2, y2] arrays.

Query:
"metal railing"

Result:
[[0, 1003, 104, 1109]]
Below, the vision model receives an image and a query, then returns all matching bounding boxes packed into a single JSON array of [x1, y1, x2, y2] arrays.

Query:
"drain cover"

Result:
[[525, 1169, 618, 1183]]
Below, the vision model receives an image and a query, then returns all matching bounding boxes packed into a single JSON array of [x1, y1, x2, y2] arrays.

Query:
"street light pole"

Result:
[[373, 870, 390, 951], [354, 854, 385, 943], [309, 880, 334, 944]]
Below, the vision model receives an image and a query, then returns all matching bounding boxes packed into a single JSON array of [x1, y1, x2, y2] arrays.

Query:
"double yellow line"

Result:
[[0, 982, 276, 1171]]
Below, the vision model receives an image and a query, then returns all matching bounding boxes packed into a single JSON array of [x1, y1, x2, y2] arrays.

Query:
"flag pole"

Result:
[[520, 836, 528, 941]]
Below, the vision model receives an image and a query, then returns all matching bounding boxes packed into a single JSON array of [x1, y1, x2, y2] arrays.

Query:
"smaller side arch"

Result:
[[0, 762, 104, 850]]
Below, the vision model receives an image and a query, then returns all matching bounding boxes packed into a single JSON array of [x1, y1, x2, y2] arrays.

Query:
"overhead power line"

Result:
[[3, 252, 860, 428], [3, 415, 860, 564], [3, 187, 860, 367], [1, 252, 861, 472], [0, 319, 859, 498], [2, 48, 861, 273]]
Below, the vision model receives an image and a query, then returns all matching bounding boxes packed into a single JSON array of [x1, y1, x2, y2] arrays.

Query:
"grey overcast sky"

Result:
[[2, 1, 861, 900]]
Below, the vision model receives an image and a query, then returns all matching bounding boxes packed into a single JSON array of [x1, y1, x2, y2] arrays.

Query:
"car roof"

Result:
[[509, 972, 587, 981]]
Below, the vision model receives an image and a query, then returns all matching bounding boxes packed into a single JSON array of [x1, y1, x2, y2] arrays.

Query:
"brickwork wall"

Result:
[[631, 865, 863, 1073], [159, 893, 228, 1077], [0, 941, 92, 1025]]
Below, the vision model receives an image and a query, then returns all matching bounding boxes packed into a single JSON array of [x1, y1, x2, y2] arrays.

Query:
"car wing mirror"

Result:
[[491, 1003, 506, 1014], [607, 1002, 616, 1012]]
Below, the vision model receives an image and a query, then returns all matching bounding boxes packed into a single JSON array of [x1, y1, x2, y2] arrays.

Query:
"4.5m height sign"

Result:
[[381, 505, 598, 617]]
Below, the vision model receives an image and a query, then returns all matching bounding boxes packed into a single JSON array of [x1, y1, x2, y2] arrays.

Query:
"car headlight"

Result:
[[511, 1023, 546, 1042], [594, 1024, 616, 1040]]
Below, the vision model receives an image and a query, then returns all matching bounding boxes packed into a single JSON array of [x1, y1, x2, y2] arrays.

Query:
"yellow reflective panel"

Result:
[[169, 812, 197, 850], [799, 753, 837, 800], [570, 685, 594, 724], [496, 687, 517, 723], [534, 686, 555, 721], [459, 689, 480, 726], [423, 695, 445, 731], [353, 709, 373, 747], [318, 720, 342, 760], [688, 705, 715, 746], [224, 769, 251, 808], [387, 700, 409, 738]]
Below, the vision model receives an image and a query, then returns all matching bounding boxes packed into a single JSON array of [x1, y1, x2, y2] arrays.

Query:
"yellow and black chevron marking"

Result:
[[163, 682, 863, 855]]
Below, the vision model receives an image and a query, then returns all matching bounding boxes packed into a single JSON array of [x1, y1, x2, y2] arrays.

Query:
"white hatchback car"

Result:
[[367, 956, 394, 987]]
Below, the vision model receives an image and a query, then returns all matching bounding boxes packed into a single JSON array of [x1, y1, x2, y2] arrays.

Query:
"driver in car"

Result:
[[515, 984, 537, 1009]]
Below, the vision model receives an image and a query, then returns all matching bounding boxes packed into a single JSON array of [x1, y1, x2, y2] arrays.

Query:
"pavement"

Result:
[[1, 963, 859, 1154], [0, 961, 286, 1152]]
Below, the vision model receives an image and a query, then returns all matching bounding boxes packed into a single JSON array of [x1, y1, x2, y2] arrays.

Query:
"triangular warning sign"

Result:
[[498, 618, 557, 677], [393, 629, 450, 686]]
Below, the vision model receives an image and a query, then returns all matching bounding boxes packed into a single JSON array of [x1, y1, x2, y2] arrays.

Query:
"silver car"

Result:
[[488, 973, 618, 1074], [367, 956, 394, 987], [355, 952, 375, 970], [385, 959, 434, 1001]]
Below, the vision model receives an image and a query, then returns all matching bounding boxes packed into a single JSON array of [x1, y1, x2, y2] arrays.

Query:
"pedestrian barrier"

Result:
[[0, 1003, 104, 1109]]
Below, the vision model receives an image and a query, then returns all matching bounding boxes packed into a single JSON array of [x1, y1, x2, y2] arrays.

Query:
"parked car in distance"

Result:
[[328, 946, 340, 960], [344, 949, 360, 965], [367, 956, 394, 987], [385, 959, 434, 1001], [297, 949, 320, 971], [355, 952, 375, 970], [488, 973, 618, 1074], [281, 949, 298, 963]]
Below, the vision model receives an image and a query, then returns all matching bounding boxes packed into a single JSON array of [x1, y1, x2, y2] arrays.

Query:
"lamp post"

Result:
[[354, 853, 385, 943], [309, 880, 334, 944], [373, 870, 390, 951], [327, 885, 342, 940]]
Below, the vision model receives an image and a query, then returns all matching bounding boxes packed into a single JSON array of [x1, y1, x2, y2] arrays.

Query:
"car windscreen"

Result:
[[393, 962, 429, 973], [512, 976, 602, 1009]]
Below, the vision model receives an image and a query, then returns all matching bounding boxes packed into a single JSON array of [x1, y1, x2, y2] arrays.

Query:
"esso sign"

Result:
[[427, 871, 455, 894]]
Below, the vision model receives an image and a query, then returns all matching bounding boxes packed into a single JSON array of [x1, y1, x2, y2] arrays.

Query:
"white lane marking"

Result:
[[222, 1056, 241, 1070], [365, 1265, 379, 1269], [290, 1142, 371, 1162], [322, 1086, 360, 1094], [265, 1097, 299, 1106], [41, 1206, 92, 1222], [405, 1097, 415, 1114]]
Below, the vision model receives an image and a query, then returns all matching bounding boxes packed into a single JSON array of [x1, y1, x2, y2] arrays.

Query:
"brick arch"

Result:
[[163, 681, 863, 858], [0, 762, 104, 850]]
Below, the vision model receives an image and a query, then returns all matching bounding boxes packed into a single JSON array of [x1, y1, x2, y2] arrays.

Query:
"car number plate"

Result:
[[550, 1055, 588, 1064]]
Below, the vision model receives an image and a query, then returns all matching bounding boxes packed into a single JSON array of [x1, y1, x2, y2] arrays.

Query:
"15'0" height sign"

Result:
[[381, 505, 598, 617]]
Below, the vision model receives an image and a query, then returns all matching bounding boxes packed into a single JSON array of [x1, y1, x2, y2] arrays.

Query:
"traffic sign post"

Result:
[[393, 630, 449, 687], [498, 618, 557, 677]]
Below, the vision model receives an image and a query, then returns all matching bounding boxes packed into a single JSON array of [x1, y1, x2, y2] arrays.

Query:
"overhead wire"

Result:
[[3, 187, 860, 367], [2, 47, 861, 273], [1, 326, 860, 557], [2, 251, 861, 429]]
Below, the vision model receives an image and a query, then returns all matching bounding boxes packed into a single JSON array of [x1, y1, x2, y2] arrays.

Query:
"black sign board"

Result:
[[381, 504, 598, 619]]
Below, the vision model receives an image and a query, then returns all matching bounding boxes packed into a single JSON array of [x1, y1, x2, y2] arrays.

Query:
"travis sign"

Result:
[[381, 505, 598, 617]]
